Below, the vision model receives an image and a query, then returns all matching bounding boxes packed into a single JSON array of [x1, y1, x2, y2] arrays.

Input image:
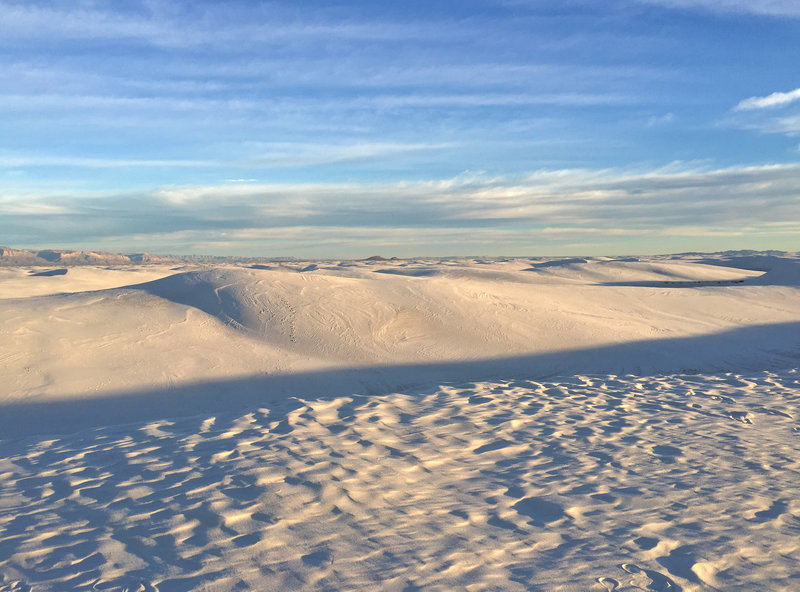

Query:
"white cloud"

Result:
[[647, 113, 675, 126], [244, 142, 458, 168], [0, 90, 631, 118], [725, 96, 800, 137], [0, 156, 214, 168], [735, 88, 800, 111], [0, 93, 257, 113], [0, 1, 471, 48], [724, 87, 800, 138], [363, 93, 631, 109], [634, 0, 800, 17], [753, 115, 800, 135], [0, 143, 456, 171], [2, 163, 799, 256]]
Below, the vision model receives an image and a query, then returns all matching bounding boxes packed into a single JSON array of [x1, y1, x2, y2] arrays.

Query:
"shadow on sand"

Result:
[[2, 321, 798, 440], [597, 279, 748, 288], [596, 255, 800, 288]]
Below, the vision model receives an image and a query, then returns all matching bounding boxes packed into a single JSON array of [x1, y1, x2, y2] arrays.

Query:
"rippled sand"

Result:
[[2, 371, 798, 591]]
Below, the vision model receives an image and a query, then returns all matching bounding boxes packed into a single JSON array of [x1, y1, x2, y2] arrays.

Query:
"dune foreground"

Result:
[[1, 254, 799, 590]]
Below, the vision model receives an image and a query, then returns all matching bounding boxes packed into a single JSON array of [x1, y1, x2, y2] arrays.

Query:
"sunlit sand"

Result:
[[1, 254, 798, 591]]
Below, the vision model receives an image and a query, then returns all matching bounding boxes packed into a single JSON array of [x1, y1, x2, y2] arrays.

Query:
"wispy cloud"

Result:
[[634, 0, 800, 17], [0, 142, 457, 172], [0, 91, 631, 116], [646, 112, 676, 126], [735, 88, 800, 110], [732, 114, 800, 136], [2, 163, 798, 256], [0, 156, 215, 168], [0, 93, 258, 113], [725, 89, 800, 137], [0, 1, 449, 48], [0, 2, 169, 44], [243, 142, 458, 168]]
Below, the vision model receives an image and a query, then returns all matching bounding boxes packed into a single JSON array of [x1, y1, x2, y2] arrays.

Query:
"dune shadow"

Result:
[[372, 267, 438, 277], [522, 258, 589, 271], [30, 268, 68, 277], [1, 321, 798, 440], [552, 255, 800, 288], [597, 279, 748, 288], [128, 270, 238, 327], [662, 255, 800, 288]]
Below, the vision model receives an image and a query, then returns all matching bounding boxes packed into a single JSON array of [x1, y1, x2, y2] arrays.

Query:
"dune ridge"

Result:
[[2, 255, 799, 408]]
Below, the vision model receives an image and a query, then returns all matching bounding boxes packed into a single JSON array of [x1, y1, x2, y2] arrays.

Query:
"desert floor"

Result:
[[1, 254, 799, 591]]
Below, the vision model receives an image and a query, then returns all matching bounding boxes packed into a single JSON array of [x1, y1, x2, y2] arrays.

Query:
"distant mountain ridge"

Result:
[[1, 246, 795, 267], [0, 247, 182, 267], [0, 246, 302, 266]]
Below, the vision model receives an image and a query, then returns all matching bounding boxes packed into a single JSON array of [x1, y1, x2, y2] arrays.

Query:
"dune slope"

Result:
[[2, 256, 799, 413]]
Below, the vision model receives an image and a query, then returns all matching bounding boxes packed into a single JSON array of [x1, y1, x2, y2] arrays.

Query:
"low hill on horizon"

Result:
[[1, 245, 795, 267], [0, 246, 181, 266]]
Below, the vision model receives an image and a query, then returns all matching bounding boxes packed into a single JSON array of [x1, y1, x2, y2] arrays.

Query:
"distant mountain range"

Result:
[[1, 246, 793, 267], [0, 247, 184, 266]]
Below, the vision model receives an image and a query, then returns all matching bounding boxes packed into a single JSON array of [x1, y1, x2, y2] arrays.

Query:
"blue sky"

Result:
[[1, 0, 799, 257]]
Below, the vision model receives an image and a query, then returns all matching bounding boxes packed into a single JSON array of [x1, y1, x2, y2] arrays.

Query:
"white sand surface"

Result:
[[1, 254, 799, 590], [0, 266, 186, 299], [2, 256, 798, 412]]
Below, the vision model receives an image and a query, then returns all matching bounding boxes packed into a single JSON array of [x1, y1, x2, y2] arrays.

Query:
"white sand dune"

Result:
[[2, 256, 799, 411], [0, 265, 186, 299], [1, 254, 799, 590]]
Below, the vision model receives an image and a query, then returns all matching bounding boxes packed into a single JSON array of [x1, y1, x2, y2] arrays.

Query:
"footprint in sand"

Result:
[[596, 576, 619, 591], [620, 563, 681, 591], [728, 410, 754, 424]]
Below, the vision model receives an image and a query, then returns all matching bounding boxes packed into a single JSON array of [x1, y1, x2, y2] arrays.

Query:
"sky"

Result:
[[1, 0, 799, 258]]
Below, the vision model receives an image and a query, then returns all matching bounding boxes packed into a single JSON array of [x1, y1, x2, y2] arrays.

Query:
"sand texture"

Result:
[[1, 254, 799, 590]]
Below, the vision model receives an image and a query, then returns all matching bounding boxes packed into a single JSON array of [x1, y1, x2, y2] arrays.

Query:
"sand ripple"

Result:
[[1, 371, 798, 591]]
